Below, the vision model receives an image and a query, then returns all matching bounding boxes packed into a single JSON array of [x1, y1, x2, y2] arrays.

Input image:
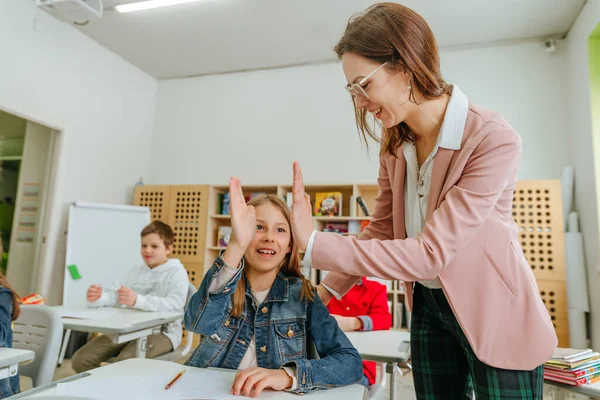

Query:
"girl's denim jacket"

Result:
[[184, 256, 363, 394], [0, 287, 19, 398]]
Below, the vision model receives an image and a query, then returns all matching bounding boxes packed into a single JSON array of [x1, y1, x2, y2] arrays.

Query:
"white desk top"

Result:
[[55, 307, 183, 334], [0, 348, 35, 368], [345, 330, 411, 364], [19, 358, 367, 399]]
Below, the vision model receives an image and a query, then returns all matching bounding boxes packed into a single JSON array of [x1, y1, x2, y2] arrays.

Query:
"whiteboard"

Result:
[[63, 202, 151, 308]]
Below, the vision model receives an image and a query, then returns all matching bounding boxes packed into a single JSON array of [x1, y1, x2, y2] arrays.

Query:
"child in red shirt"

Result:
[[327, 277, 392, 386]]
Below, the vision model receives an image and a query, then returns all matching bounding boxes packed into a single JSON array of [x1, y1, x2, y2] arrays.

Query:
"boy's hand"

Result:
[[231, 367, 293, 397], [117, 286, 137, 307], [332, 314, 362, 332], [86, 285, 102, 302]]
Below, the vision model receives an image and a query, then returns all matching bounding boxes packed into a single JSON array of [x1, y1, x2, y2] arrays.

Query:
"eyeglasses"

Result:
[[345, 62, 388, 99]]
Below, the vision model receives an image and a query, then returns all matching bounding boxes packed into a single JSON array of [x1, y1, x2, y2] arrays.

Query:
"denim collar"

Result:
[[245, 271, 289, 303]]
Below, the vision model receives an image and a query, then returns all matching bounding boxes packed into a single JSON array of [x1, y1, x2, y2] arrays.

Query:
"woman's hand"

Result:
[[316, 284, 333, 305], [291, 162, 315, 252], [230, 367, 293, 397], [223, 177, 255, 268]]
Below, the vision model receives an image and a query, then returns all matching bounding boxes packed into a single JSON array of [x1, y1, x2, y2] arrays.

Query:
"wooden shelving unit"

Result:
[[134, 179, 569, 343]]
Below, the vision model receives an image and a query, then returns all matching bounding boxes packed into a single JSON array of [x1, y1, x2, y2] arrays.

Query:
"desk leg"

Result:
[[135, 336, 148, 358], [57, 329, 72, 366], [389, 362, 398, 400]]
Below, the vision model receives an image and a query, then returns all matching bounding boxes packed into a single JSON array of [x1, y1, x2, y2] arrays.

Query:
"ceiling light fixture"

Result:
[[115, 0, 202, 13]]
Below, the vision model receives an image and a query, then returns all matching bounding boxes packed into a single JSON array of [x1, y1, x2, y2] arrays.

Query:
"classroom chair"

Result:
[[154, 282, 197, 362], [12, 305, 64, 387]]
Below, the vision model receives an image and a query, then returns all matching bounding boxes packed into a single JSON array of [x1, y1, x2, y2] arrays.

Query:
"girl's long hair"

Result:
[[230, 194, 314, 317]]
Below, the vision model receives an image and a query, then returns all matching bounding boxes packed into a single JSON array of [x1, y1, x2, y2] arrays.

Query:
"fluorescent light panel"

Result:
[[115, 0, 202, 13]]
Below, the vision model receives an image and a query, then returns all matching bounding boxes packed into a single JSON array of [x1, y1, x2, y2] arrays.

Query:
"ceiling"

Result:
[[75, 0, 586, 79]]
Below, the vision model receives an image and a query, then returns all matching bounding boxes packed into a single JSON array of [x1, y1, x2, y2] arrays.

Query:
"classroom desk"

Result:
[[55, 307, 183, 359], [544, 380, 600, 399], [345, 330, 411, 400], [0, 348, 34, 381], [12, 358, 368, 399]]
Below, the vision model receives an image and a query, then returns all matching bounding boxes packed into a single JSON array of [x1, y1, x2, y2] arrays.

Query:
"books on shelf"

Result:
[[314, 192, 342, 216], [219, 192, 266, 215], [217, 226, 232, 247], [545, 348, 600, 386], [221, 192, 230, 215], [322, 222, 348, 234], [356, 196, 370, 216]]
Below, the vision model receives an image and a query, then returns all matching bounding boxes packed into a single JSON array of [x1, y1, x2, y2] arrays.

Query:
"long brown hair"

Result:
[[334, 2, 449, 157], [0, 238, 21, 320], [230, 194, 315, 317]]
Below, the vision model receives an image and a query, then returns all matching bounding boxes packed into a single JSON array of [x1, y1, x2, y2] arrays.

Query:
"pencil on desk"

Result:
[[165, 369, 186, 390]]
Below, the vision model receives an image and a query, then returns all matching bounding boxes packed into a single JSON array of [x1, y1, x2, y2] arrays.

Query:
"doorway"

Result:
[[0, 108, 59, 297]]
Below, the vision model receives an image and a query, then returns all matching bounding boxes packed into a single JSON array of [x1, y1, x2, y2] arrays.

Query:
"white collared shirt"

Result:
[[405, 85, 468, 288], [305, 85, 469, 296]]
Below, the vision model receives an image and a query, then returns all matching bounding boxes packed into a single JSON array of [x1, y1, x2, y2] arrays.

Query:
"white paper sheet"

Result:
[[59, 308, 121, 320], [54, 370, 252, 400], [55, 377, 153, 399]]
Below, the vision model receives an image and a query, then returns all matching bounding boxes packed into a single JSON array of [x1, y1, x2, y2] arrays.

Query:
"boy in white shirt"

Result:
[[71, 221, 189, 373]]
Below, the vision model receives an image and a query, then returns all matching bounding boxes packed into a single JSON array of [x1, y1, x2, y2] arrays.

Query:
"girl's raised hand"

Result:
[[222, 177, 255, 268]]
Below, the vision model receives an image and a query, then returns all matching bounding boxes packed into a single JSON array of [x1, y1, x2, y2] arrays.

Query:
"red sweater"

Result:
[[327, 277, 392, 385]]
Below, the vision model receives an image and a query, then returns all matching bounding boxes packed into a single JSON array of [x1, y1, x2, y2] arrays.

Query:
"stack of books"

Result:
[[544, 348, 600, 386]]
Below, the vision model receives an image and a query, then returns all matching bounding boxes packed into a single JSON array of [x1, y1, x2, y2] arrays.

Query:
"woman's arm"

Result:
[[320, 151, 396, 299], [314, 127, 521, 281]]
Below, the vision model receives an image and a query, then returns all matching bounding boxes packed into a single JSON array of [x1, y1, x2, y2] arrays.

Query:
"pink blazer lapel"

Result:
[[393, 150, 407, 240], [426, 148, 454, 220]]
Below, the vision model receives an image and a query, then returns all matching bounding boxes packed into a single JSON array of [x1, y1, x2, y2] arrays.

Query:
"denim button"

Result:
[[261, 306, 268, 314], [260, 346, 267, 353]]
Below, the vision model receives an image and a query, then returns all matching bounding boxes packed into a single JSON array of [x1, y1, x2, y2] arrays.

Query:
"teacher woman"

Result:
[[290, 3, 557, 399]]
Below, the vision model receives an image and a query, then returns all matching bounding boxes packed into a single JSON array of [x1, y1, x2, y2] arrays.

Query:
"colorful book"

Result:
[[221, 192, 230, 215], [546, 354, 600, 370], [356, 196, 370, 216], [544, 361, 600, 379], [217, 193, 224, 214], [314, 192, 342, 216], [544, 370, 600, 386], [551, 348, 594, 361]]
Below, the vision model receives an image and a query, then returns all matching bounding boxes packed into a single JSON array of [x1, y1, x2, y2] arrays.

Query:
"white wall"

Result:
[[0, 1, 158, 304], [151, 40, 570, 186], [565, 0, 600, 349]]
